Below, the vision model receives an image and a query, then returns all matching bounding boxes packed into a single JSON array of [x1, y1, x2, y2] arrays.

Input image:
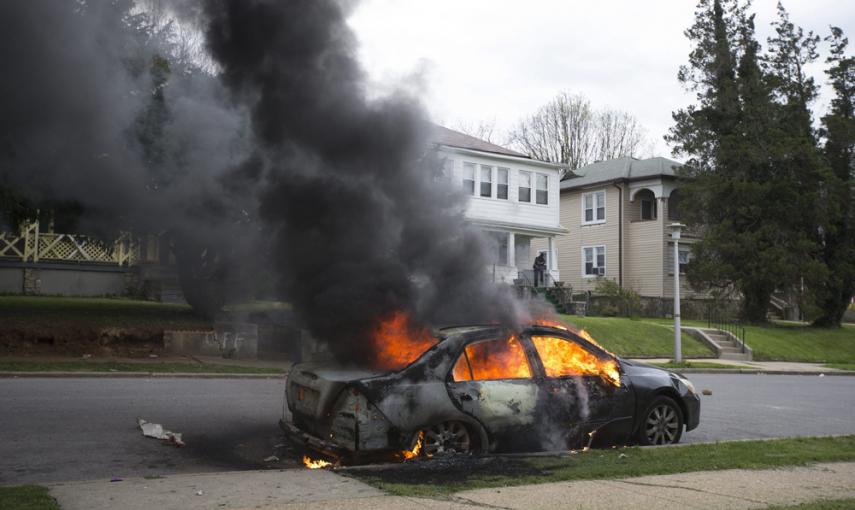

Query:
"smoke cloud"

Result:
[[1, 0, 532, 365]]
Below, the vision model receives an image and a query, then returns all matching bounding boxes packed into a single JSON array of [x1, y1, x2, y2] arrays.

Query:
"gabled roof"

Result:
[[560, 156, 684, 190], [431, 125, 529, 158]]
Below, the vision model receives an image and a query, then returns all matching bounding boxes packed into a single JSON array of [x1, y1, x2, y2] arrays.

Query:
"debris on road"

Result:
[[137, 418, 185, 447], [264, 455, 279, 462], [702, 389, 713, 396], [110, 477, 122, 482], [82, 354, 92, 359]]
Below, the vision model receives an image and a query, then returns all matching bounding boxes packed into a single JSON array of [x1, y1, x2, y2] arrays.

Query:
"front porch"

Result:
[[481, 228, 560, 287]]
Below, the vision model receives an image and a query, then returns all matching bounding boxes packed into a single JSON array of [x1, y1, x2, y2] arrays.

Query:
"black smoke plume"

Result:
[[1, 0, 531, 365]]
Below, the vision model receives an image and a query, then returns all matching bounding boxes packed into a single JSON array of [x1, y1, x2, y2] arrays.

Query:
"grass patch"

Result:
[[0, 485, 59, 510], [651, 360, 746, 369], [732, 323, 855, 363], [641, 318, 855, 364], [345, 436, 855, 498], [824, 363, 855, 371], [558, 315, 715, 358], [765, 499, 855, 510], [0, 360, 283, 374], [0, 295, 210, 330]]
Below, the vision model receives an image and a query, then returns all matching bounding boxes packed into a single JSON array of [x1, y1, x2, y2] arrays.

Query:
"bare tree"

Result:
[[593, 109, 649, 162], [508, 92, 595, 171], [453, 119, 499, 144], [509, 91, 650, 173]]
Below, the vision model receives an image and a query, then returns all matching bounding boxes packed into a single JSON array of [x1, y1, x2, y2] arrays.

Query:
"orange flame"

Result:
[[302, 456, 332, 469], [452, 336, 532, 381], [372, 312, 437, 371], [532, 335, 620, 387], [399, 431, 425, 460], [534, 318, 617, 358]]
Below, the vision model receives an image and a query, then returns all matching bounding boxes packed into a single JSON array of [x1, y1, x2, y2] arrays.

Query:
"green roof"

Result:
[[560, 156, 684, 190]]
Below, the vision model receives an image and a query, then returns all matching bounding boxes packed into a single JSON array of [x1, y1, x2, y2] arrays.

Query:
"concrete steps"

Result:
[[696, 328, 752, 361]]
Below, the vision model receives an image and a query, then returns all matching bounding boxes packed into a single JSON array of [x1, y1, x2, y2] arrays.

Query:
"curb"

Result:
[[0, 371, 286, 379], [669, 369, 855, 376]]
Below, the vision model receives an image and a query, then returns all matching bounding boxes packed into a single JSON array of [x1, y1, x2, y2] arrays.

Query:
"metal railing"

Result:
[[517, 269, 555, 288], [706, 310, 747, 353]]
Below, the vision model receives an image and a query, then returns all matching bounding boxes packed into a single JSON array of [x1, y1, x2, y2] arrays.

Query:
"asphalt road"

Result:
[[1, 374, 854, 485]]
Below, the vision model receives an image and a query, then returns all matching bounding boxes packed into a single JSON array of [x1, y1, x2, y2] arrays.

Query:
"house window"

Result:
[[535, 173, 548, 205], [462, 162, 475, 195], [497, 167, 509, 200], [519, 170, 532, 202], [480, 165, 493, 197], [679, 248, 691, 274], [583, 246, 606, 276], [582, 191, 606, 224], [641, 197, 657, 220]]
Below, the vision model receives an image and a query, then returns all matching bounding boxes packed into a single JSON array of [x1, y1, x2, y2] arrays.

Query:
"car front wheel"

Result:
[[638, 395, 684, 446]]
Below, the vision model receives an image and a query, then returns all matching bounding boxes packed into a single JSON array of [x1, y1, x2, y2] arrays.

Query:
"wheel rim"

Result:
[[422, 422, 471, 455], [644, 404, 680, 445]]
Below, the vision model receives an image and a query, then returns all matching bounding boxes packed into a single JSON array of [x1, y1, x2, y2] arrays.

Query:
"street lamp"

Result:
[[669, 223, 686, 364]]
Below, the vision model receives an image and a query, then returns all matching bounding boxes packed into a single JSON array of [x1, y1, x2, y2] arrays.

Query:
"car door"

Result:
[[528, 332, 634, 448], [446, 335, 544, 452]]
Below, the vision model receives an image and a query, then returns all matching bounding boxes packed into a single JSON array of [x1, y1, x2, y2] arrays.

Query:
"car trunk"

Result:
[[286, 363, 388, 443]]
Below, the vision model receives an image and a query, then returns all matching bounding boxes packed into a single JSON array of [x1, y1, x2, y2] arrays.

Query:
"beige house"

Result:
[[534, 156, 700, 299]]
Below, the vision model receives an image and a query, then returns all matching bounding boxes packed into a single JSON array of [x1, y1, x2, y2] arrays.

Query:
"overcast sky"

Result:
[[348, 0, 855, 158]]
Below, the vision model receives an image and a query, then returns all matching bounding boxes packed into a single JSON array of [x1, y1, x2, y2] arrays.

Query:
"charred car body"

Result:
[[281, 324, 700, 459]]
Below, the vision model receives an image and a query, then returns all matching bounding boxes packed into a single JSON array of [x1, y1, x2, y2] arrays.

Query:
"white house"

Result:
[[431, 126, 567, 285]]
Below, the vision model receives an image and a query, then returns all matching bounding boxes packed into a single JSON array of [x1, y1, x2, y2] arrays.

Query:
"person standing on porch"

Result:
[[533, 252, 546, 287]]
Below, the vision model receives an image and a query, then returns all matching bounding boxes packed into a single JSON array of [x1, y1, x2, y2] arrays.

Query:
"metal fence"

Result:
[[707, 310, 747, 354]]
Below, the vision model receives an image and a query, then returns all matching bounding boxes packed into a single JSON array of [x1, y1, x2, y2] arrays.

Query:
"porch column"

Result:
[[507, 232, 516, 268], [548, 236, 556, 271]]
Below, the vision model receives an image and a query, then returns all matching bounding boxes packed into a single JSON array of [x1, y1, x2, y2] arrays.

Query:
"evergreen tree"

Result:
[[814, 27, 855, 327]]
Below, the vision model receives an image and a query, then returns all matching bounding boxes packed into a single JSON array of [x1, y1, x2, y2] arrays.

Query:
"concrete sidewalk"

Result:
[[49, 462, 855, 510], [633, 358, 852, 375]]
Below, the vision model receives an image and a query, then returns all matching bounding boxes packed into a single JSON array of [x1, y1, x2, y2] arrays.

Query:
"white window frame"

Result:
[[497, 167, 509, 200], [581, 245, 606, 278], [518, 170, 532, 203], [462, 162, 476, 196], [480, 165, 493, 198], [535, 172, 549, 205], [581, 190, 606, 225]]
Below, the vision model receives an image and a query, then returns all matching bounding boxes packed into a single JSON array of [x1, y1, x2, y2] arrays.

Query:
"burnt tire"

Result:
[[421, 421, 472, 456], [637, 395, 684, 446]]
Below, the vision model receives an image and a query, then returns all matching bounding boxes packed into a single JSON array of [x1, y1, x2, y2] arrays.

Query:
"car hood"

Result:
[[620, 358, 675, 378]]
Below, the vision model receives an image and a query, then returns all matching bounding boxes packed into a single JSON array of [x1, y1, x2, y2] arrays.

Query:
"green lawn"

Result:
[[825, 363, 855, 371], [0, 295, 210, 329], [736, 323, 855, 363], [346, 436, 855, 498], [0, 360, 283, 374], [639, 318, 855, 363], [559, 315, 715, 358], [765, 499, 855, 510], [652, 360, 746, 369], [0, 485, 59, 510]]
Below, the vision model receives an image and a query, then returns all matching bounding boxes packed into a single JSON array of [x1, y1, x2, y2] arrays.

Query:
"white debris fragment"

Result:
[[195, 490, 203, 496], [137, 418, 185, 447], [619, 453, 628, 459], [819, 373, 825, 377], [82, 354, 92, 359], [263, 455, 279, 462]]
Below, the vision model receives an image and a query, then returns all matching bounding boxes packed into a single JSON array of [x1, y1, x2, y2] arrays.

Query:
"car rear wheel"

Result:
[[421, 421, 472, 456], [638, 396, 683, 446]]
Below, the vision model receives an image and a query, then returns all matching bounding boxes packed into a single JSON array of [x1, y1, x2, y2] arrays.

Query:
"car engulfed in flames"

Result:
[[281, 315, 700, 463]]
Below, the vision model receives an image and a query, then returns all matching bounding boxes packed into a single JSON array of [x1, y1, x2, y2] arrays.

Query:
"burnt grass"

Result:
[[342, 435, 855, 497]]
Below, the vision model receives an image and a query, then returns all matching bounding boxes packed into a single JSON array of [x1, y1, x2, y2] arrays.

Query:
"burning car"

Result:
[[281, 320, 700, 460]]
